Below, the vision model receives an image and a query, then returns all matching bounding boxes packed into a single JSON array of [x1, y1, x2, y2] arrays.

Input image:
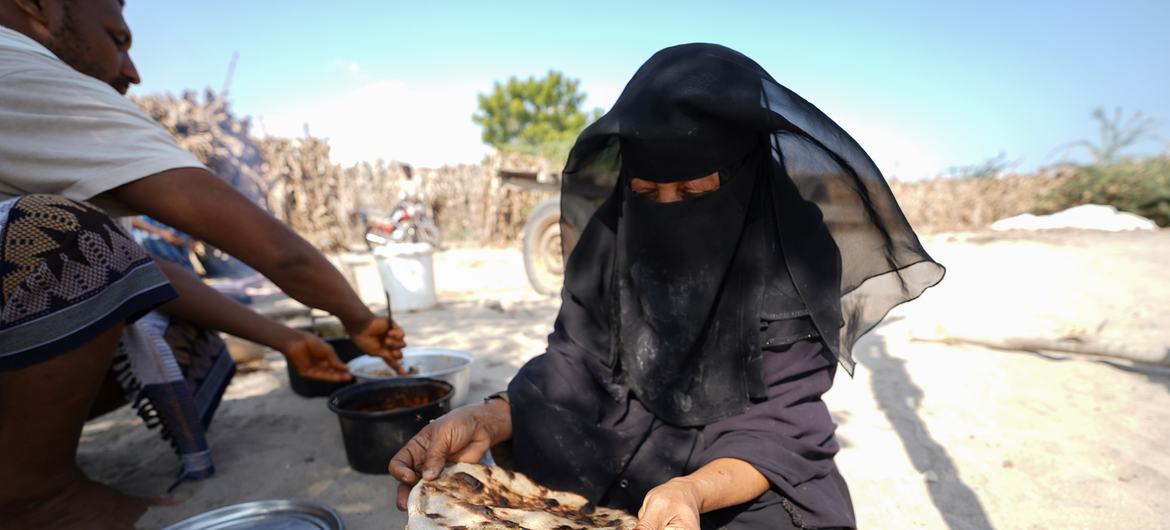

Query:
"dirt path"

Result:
[[78, 233, 1170, 529]]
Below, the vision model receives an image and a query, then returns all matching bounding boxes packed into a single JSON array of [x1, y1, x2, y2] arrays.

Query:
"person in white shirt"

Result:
[[0, 1, 408, 528]]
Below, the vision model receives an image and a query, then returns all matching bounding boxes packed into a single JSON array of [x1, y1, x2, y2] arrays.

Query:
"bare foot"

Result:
[[0, 473, 169, 530]]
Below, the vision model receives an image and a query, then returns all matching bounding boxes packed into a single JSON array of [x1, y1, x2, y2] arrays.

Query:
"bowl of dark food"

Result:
[[287, 337, 363, 398], [327, 378, 453, 474], [347, 347, 474, 406]]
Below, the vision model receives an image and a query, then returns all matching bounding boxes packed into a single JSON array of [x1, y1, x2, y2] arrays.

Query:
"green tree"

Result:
[[473, 70, 601, 162], [1039, 154, 1170, 226]]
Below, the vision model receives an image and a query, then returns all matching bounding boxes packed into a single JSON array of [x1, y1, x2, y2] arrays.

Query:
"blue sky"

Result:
[[124, 0, 1170, 178]]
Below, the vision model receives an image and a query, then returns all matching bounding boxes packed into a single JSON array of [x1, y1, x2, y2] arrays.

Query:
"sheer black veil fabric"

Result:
[[553, 43, 945, 424]]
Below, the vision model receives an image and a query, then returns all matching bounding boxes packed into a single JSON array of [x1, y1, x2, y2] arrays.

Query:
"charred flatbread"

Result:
[[406, 462, 637, 530]]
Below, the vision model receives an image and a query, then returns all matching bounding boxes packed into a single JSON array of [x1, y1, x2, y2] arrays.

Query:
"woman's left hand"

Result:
[[635, 478, 702, 530]]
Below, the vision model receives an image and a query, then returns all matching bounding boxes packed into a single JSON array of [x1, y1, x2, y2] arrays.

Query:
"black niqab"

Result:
[[554, 43, 944, 425], [616, 149, 769, 425]]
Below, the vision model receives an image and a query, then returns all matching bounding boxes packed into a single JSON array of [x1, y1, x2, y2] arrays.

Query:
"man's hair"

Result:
[[57, 1, 78, 38]]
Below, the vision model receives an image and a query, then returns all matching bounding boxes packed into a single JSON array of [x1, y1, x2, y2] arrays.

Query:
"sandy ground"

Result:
[[78, 230, 1170, 529]]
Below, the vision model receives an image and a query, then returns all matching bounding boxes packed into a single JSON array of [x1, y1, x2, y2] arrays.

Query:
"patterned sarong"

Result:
[[0, 195, 235, 487]]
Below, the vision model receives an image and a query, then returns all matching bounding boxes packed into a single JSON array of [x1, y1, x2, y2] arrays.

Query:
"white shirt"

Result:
[[0, 25, 204, 216]]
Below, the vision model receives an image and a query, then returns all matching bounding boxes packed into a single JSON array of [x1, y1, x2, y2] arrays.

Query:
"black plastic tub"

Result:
[[327, 379, 453, 474], [288, 337, 363, 398]]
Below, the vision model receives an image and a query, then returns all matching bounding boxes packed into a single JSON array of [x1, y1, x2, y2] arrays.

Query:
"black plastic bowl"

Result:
[[288, 337, 363, 398], [327, 379, 453, 474]]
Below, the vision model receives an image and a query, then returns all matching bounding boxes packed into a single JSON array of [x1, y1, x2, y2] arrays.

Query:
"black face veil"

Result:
[[553, 43, 945, 426]]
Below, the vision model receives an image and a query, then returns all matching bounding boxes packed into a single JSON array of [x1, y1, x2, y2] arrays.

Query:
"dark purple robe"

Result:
[[509, 335, 855, 529]]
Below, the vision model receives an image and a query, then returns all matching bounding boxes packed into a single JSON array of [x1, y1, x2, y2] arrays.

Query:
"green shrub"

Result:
[[1038, 155, 1170, 227]]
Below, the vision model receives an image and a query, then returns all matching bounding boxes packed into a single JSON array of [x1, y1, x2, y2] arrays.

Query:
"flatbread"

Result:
[[406, 462, 637, 530]]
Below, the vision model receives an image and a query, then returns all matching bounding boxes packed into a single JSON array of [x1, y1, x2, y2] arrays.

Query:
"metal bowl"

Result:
[[160, 498, 343, 529], [347, 347, 473, 406]]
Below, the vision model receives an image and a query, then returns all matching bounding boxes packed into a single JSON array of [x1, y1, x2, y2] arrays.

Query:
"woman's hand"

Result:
[[637, 458, 769, 529], [635, 478, 702, 530], [280, 331, 351, 382], [347, 317, 408, 374], [388, 398, 512, 510]]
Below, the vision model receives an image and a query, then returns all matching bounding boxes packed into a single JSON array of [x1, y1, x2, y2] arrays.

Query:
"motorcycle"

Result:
[[360, 199, 443, 250]]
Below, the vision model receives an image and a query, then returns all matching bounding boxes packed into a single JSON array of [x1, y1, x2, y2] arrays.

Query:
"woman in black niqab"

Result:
[[391, 43, 944, 530], [513, 42, 943, 528]]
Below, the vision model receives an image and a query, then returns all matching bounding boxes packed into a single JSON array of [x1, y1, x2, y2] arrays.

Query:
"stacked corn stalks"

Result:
[[134, 90, 381, 250], [482, 152, 558, 245], [258, 136, 354, 250], [888, 171, 1071, 233], [133, 89, 268, 208], [135, 91, 556, 248]]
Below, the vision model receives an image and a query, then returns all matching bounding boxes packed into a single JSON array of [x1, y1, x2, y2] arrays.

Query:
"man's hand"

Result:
[[388, 399, 512, 511], [280, 331, 352, 382], [635, 478, 702, 530], [348, 317, 407, 374]]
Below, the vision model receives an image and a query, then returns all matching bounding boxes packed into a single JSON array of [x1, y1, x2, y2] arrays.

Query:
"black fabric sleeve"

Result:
[[694, 339, 854, 527]]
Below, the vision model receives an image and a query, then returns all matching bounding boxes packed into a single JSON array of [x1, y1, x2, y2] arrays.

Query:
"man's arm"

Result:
[[153, 260, 351, 382], [108, 167, 405, 369], [111, 168, 366, 324]]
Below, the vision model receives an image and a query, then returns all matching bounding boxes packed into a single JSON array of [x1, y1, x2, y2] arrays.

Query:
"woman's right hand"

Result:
[[388, 398, 513, 510]]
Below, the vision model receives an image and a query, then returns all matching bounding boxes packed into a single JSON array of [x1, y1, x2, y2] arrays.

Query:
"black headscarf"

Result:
[[554, 43, 944, 426]]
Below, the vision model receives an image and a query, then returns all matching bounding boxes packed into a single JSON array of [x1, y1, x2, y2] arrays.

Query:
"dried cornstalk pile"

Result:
[[485, 152, 559, 244], [416, 162, 487, 243], [135, 90, 368, 250], [135, 91, 549, 249], [132, 90, 1088, 244], [257, 136, 354, 249], [889, 171, 1071, 233], [422, 152, 554, 244], [343, 159, 409, 226], [133, 90, 268, 207]]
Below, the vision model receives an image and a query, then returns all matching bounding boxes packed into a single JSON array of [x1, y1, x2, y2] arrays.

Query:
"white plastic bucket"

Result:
[[374, 243, 436, 312]]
